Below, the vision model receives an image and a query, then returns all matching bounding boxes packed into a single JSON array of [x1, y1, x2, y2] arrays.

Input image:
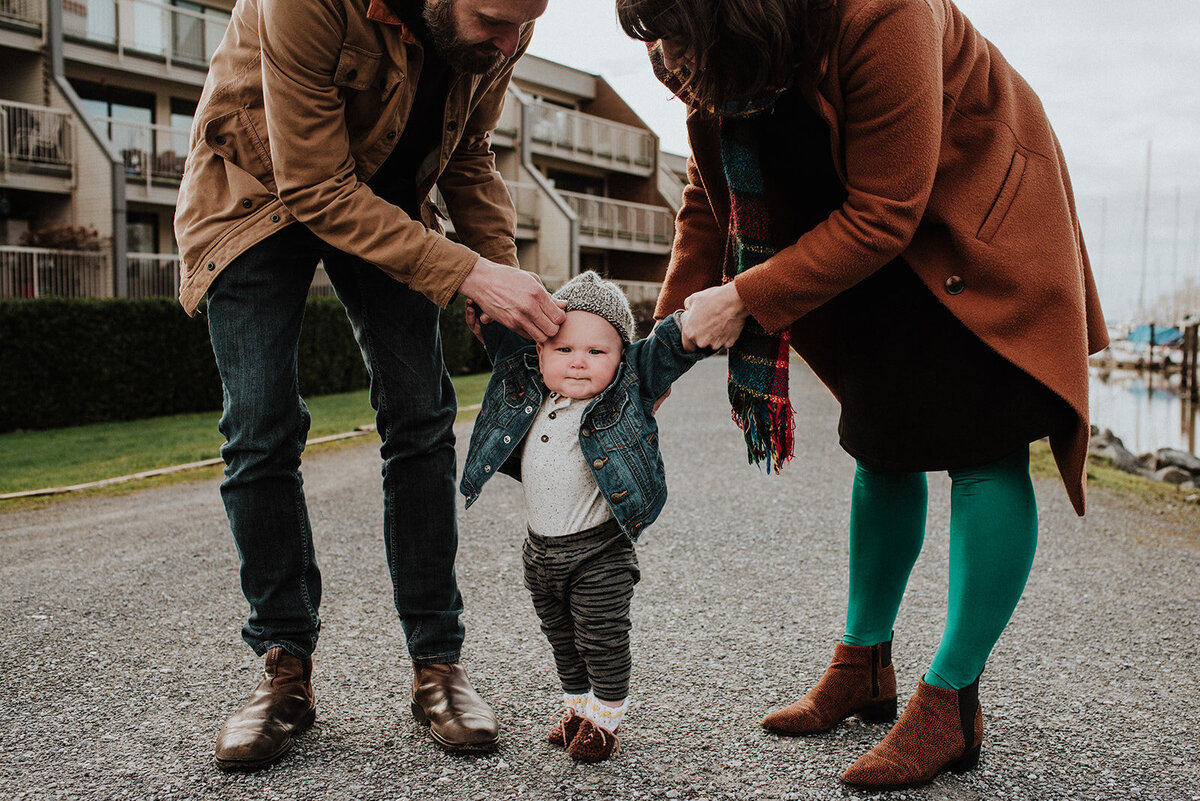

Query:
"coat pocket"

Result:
[[976, 150, 1027, 244], [202, 108, 276, 193], [334, 45, 383, 91]]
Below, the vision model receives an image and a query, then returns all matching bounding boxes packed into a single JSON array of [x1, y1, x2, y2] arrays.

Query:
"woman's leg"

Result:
[[926, 447, 1038, 689], [844, 462, 928, 646]]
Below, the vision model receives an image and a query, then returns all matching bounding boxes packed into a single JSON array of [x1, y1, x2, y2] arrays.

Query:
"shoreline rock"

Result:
[[1087, 427, 1200, 501]]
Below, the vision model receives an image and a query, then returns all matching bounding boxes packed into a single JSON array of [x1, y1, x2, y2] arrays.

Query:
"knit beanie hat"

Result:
[[552, 271, 636, 344]]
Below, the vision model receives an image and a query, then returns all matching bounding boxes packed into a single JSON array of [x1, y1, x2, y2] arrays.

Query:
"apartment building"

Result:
[[0, 2, 682, 304]]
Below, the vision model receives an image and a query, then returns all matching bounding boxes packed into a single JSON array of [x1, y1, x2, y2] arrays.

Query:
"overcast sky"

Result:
[[527, 0, 1200, 326]]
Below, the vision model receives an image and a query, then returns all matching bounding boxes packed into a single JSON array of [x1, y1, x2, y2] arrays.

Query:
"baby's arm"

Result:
[[627, 310, 714, 403], [467, 300, 535, 365]]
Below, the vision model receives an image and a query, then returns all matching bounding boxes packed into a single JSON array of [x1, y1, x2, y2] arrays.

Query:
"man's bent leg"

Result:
[[324, 255, 463, 659], [325, 256, 496, 752], [207, 225, 323, 658]]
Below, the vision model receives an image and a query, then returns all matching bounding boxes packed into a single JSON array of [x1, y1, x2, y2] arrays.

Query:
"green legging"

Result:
[[842, 447, 1038, 690]]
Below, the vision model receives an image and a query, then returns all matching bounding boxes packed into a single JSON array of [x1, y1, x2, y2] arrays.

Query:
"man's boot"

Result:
[[761, 640, 897, 735], [214, 647, 316, 771], [411, 662, 499, 752]]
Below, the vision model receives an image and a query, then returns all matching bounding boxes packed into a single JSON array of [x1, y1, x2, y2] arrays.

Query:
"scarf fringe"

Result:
[[729, 386, 795, 474]]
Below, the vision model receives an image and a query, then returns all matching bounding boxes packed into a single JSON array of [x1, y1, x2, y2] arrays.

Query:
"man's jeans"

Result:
[[206, 223, 464, 664]]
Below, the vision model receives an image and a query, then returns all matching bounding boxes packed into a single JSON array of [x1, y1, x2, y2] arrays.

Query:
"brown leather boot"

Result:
[[214, 647, 316, 772], [840, 677, 983, 790], [411, 662, 499, 752], [761, 640, 897, 735]]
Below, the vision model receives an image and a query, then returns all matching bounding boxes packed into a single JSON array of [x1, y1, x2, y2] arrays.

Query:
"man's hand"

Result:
[[458, 258, 566, 343], [681, 282, 750, 350]]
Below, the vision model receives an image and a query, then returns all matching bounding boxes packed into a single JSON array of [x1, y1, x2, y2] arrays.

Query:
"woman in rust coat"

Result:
[[619, 0, 1107, 790]]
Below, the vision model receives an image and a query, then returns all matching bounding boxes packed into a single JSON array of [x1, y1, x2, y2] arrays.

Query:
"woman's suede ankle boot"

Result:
[[840, 676, 983, 790], [761, 640, 897, 735]]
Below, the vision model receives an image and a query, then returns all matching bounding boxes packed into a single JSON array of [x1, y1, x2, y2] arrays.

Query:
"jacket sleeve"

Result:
[[435, 28, 534, 269], [257, 0, 481, 308], [481, 321, 534, 365], [627, 311, 712, 403], [654, 134, 727, 320], [732, 0, 943, 333]]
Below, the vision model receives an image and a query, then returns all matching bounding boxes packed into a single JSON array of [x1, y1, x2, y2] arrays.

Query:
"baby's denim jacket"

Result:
[[459, 311, 708, 541]]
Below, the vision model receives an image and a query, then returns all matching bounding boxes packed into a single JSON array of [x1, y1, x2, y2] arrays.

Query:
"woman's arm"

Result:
[[654, 129, 728, 320]]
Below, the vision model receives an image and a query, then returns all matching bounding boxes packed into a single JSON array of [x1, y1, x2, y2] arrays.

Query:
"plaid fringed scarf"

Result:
[[648, 43, 795, 472]]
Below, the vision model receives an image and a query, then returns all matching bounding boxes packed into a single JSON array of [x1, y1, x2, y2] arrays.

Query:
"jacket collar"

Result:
[[366, 0, 421, 44]]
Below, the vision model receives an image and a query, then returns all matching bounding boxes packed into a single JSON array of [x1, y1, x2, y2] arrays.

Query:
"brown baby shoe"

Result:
[[548, 707, 584, 748], [566, 717, 620, 762]]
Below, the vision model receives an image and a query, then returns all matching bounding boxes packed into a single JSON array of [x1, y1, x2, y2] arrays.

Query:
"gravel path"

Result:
[[2, 357, 1197, 801]]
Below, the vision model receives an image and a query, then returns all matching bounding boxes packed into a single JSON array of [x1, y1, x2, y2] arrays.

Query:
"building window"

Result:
[[126, 212, 158, 254]]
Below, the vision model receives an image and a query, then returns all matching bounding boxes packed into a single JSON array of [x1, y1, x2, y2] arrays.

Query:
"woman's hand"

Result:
[[681, 283, 750, 350]]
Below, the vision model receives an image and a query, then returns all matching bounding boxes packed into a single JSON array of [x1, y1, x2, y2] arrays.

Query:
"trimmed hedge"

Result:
[[0, 295, 487, 432]]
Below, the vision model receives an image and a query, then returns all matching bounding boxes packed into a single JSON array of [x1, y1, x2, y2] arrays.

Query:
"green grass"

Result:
[[0, 372, 492, 496]]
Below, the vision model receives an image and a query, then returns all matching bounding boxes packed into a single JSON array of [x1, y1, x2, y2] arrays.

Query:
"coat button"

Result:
[[206, 262, 215, 271], [387, 130, 397, 140], [446, 120, 458, 132], [540, 435, 549, 442], [945, 275, 965, 295], [592, 458, 605, 469], [271, 214, 280, 223], [241, 198, 252, 209], [346, 68, 357, 81], [214, 135, 226, 145]]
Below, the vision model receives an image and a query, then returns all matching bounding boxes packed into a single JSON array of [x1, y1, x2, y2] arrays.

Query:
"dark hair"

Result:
[[617, 0, 839, 108]]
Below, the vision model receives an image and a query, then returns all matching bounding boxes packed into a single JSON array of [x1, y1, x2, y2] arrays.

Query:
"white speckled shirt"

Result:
[[520, 393, 613, 537]]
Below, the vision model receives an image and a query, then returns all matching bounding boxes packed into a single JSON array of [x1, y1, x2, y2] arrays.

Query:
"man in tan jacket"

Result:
[[174, 0, 561, 770]]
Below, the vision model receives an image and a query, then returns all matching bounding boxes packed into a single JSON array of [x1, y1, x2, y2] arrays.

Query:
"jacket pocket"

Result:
[[203, 108, 276, 193], [977, 150, 1027, 244], [334, 45, 383, 91]]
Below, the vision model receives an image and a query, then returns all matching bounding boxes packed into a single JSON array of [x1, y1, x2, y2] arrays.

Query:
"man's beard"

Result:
[[423, 0, 505, 74]]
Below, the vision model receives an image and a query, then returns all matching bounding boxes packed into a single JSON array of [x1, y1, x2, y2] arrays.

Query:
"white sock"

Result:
[[584, 692, 627, 732], [562, 692, 589, 713]]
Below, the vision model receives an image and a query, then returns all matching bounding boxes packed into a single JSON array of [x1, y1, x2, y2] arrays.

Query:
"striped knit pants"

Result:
[[522, 519, 640, 702]]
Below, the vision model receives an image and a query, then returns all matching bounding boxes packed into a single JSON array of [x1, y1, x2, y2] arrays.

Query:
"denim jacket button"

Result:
[[502, 435, 511, 444], [524, 406, 533, 414], [483, 464, 491, 472], [592, 458, 605, 469], [581, 428, 592, 437]]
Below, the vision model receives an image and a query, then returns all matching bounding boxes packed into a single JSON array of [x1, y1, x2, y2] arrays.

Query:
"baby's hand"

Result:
[[464, 299, 486, 343], [678, 309, 696, 352]]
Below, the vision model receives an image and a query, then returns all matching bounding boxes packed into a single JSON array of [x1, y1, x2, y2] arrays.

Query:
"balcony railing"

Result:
[[0, 246, 109, 299], [0, 0, 43, 26], [431, 180, 540, 231], [558, 191, 673, 254], [526, 101, 655, 175], [63, 0, 230, 68], [1, 101, 74, 176], [97, 116, 188, 186], [127, 252, 179, 298], [612, 279, 663, 306]]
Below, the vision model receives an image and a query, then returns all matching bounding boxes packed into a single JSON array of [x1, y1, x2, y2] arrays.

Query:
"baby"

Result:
[[460, 271, 708, 761]]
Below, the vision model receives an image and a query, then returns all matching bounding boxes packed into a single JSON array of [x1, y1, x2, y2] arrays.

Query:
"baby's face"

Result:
[[537, 310, 623, 399]]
